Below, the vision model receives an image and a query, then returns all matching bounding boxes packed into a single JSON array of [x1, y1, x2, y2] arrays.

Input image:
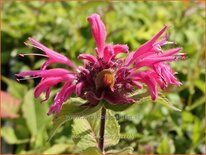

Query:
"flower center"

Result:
[[95, 69, 115, 90]]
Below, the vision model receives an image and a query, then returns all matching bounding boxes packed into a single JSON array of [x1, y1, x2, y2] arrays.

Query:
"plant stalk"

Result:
[[99, 106, 106, 154]]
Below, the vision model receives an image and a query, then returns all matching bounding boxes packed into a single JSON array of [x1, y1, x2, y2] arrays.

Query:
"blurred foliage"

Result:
[[1, 0, 205, 154]]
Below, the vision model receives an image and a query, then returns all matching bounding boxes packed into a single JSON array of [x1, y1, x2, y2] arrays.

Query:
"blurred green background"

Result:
[[1, 0, 205, 154]]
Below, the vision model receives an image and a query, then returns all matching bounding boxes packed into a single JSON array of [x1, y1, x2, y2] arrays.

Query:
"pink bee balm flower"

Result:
[[16, 13, 186, 115]]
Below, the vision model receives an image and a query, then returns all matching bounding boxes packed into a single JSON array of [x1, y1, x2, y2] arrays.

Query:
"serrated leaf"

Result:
[[106, 146, 134, 154], [1, 127, 29, 144], [72, 109, 120, 152], [48, 98, 102, 141], [80, 147, 101, 154]]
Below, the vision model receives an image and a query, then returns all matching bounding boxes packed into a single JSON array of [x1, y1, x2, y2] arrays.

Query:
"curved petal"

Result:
[[113, 44, 129, 55], [34, 75, 73, 98], [154, 64, 181, 86], [143, 76, 157, 100], [76, 82, 84, 95], [131, 80, 143, 89], [160, 48, 182, 57], [103, 45, 114, 63], [78, 53, 97, 63], [128, 25, 167, 65], [28, 38, 76, 69], [87, 14, 106, 58], [47, 83, 76, 115], [125, 51, 135, 66], [134, 71, 158, 100]]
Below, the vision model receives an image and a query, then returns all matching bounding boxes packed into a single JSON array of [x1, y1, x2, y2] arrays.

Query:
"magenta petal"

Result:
[[161, 48, 182, 57], [135, 56, 176, 68], [113, 44, 129, 55], [131, 80, 143, 89], [125, 51, 135, 66], [78, 53, 97, 63], [47, 84, 76, 115], [129, 25, 167, 64], [87, 14, 106, 58], [16, 68, 75, 78], [34, 76, 71, 98], [76, 82, 84, 95], [103, 45, 114, 63], [162, 67, 181, 86], [144, 77, 157, 100], [28, 38, 76, 69], [136, 72, 157, 100], [154, 31, 169, 46], [137, 25, 167, 52]]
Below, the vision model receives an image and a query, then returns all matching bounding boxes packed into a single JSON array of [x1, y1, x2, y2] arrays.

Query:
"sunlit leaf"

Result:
[[106, 146, 134, 154], [43, 144, 69, 154], [157, 136, 175, 154], [72, 109, 120, 152], [22, 89, 37, 136], [1, 127, 29, 144], [48, 98, 102, 141]]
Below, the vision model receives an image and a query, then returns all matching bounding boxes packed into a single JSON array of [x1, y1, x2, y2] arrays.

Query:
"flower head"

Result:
[[16, 13, 185, 115]]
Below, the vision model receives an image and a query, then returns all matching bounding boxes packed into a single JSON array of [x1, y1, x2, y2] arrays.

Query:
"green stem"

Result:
[[99, 106, 106, 154]]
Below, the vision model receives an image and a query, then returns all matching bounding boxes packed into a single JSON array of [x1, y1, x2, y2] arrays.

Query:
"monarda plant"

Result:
[[16, 13, 186, 154]]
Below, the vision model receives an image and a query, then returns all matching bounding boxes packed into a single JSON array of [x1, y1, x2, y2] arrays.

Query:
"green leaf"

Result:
[[22, 89, 37, 136], [157, 136, 175, 154], [1, 127, 29, 144], [2, 76, 27, 99], [43, 144, 69, 154], [79, 147, 101, 154], [72, 109, 120, 152], [48, 98, 102, 141], [104, 101, 133, 112], [155, 94, 182, 112], [194, 80, 205, 93], [21, 89, 50, 147], [192, 118, 202, 145], [106, 146, 134, 154]]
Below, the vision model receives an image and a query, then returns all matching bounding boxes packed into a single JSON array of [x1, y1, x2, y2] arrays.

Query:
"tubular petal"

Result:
[[47, 84, 76, 115], [135, 56, 176, 68], [76, 82, 84, 95], [87, 14, 106, 58], [78, 53, 97, 63], [34, 76, 72, 98], [129, 25, 167, 64], [16, 68, 75, 78], [113, 44, 129, 55], [28, 38, 76, 69], [103, 45, 114, 63]]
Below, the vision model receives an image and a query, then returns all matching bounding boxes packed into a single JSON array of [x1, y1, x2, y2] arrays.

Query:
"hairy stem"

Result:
[[99, 106, 106, 154]]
